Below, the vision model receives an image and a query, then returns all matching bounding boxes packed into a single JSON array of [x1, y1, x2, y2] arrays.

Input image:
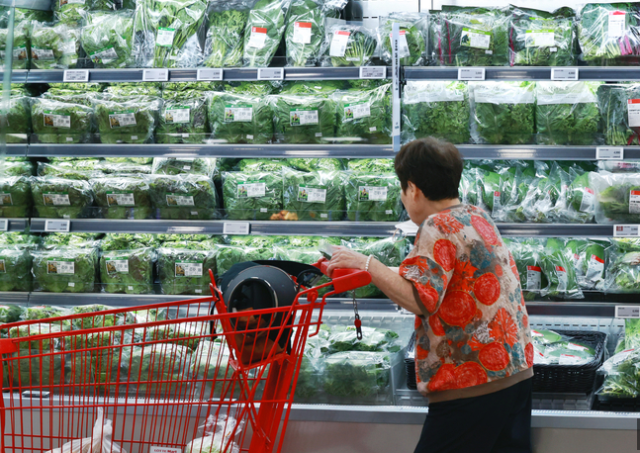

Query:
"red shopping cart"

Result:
[[0, 260, 371, 453]]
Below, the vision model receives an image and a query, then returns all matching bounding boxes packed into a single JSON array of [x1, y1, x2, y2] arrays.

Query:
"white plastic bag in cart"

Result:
[[185, 415, 241, 453], [46, 408, 127, 453]]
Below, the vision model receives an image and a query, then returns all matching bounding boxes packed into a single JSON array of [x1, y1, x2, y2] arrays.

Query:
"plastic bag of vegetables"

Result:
[[29, 22, 79, 69], [203, 0, 248, 68], [92, 93, 162, 144], [32, 246, 98, 293], [288, 158, 344, 172], [0, 246, 32, 292], [591, 171, 640, 224], [568, 239, 606, 291], [222, 171, 283, 220], [596, 348, 640, 399], [30, 97, 94, 144], [604, 246, 640, 294], [149, 174, 218, 220], [333, 84, 391, 144], [92, 176, 153, 220], [152, 158, 217, 178], [0, 90, 30, 143], [243, 0, 291, 67], [597, 83, 640, 145], [157, 90, 208, 144], [510, 240, 548, 300], [540, 238, 584, 300], [54, 0, 88, 25], [345, 173, 401, 221], [271, 93, 336, 144], [31, 176, 94, 219], [184, 414, 241, 453], [0, 21, 30, 68], [282, 168, 345, 221], [285, 0, 325, 67], [80, 10, 135, 68], [190, 341, 236, 399], [379, 12, 428, 66], [157, 246, 216, 295], [0, 176, 31, 218], [321, 20, 377, 67], [208, 91, 273, 144], [45, 409, 127, 453], [346, 159, 394, 173], [100, 247, 156, 294], [322, 351, 392, 403]]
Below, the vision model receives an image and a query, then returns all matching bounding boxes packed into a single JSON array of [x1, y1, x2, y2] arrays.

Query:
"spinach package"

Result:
[[597, 83, 640, 145], [92, 176, 153, 219], [157, 90, 208, 144], [158, 247, 216, 295], [92, 93, 162, 144], [134, 0, 208, 68], [604, 246, 640, 294], [272, 93, 336, 144], [322, 351, 392, 403], [510, 240, 548, 299], [208, 91, 273, 144], [29, 22, 79, 69], [552, 167, 596, 224], [283, 168, 345, 221], [81, 10, 135, 68], [379, 12, 428, 66], [102, 233, 159, 250], [243, 0, 290, 67], [285, 0, 325, 67], [149, 174, 218, 220], [152, 158, 217, 178], [322, 20, 377, 67], [571, 239, 606, 291], [540, 239, 584, 300], [30, 97, 94, 144], [509, 9, 575, 66], [596, 348, 640, 399], [54, 0, 88, 25], [535, 82, 602, 145], [31, 176, 94, 219], [0, 24, 29, 69], [429, 7, 509, 66], [222, 171, 283, 220], [0, 91, 30, 144], [0, 247, 32, 292], [401, 81, 470, 144], [517, 162, 562, 223], [2, 160, 33, 177], [471, 81, 536, 145], [0, 176, 31, 218], [591, 171, 640, 224], [32, 247, 98, 293], [100, 247, 156, 294], [345, 173, 401, 222], [203, 1, 248, 68], [334, 84, 392, 144]]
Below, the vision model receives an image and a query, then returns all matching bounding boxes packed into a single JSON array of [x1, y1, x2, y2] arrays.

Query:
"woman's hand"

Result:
[[326, 246, 368, 276]]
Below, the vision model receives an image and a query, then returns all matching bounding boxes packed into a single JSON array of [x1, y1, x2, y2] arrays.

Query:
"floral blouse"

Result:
[[400, 204, 533, 397]]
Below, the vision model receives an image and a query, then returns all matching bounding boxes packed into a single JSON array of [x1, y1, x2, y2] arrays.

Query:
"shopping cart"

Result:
[[0, 260, 371, 453]]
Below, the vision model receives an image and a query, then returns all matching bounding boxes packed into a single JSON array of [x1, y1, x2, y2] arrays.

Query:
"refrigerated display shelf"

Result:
[[0, 0, 50, 10], [0, 219, 29, 232]]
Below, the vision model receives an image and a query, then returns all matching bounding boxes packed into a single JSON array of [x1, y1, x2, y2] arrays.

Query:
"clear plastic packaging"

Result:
[[31, 176, 94, 219], [157, 246, 216, 295], [149, 174, 218, 220], [189, 341, 233, 398], [598, 160, 640, 173], [92, 176, 153, 219], [80, 10, 135, 68], [604, 247, 640, 294], [285, 0, 325, 67], [32, 246, 98, 293], [152, 157, 217, 178], [184, 414, 241, 453], [203, 0, 248, 68], [207, 91, 273, 144], [282, 168, 344, 221], [344, 172, 401, 221], [157, 90, 208, 144], [0, 176, 31, 218], [596, 348, 640, 399], [45, 409, 127, 453], [322, 351, 392, 403], [597, 83, 640, 145], [271, 93, 336, 144], [321, 19, 377, 67], [30, 97, 94, 144], [540, 239, 584, 300], [29, 22, 79, 69], [591, 171, 640, 224], [333, 84, 392, 144], [288, 158, 344, 172], [243, 0, 291, 67], [379, 12, 428, 66], [510, 240, 548, 299], [222, 171, 284, 220], [0, 90, 31, 143], [0, 246, 32, 292], [91, 93, 162, 144]]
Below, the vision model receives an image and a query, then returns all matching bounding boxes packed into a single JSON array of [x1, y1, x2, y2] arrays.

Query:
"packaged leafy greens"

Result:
[[152, 158, 217, 177], [92, 93, 162, 144], [100, 248, 156, 294], [345, 173, 402, 221], [347, 159, 394, 173], [334, 84, 392, 144], [288, 158, 344, 172], [190, 340, 233, 398], [540, 238, 584, 299], [402, 81, 470, 144], [283, 168, 345, 221], [322, 351, 392, 403], [471, 81, 536, 145], [237, 159, 288, 172], [591, 171, 640, 224], [379, 12, 428, 66], [222, 81, 280, 96], [272, 93, 336, 144], [516, 162, 563, 223], [31, 177, 94, 219], [597, 83, 640, 145], [215, 244, 275, 276], [149, 174, 218, 220], [208, 91, 273, 144], [54, 0, 88, 25], [32, 247, 98, 293], [243, 0, 290, 67], [29, 22, 79, 69], [604, 247, 640, 294], [285, 0, 325, 67], [41, 233, 100, 250], [158, 246, 216, 295], [509, 9, 575, 66], [37, 161, 101, 180], [322, 20, 377, 67], [80, 10, 135, 68], [510, 240, 548, 299], [0, 247, 32, 292], [222, 171, 283, 220], [596, 348, 640, 399], [0, 23, 29, 69], [203, 1, 248, 68], [0, 176, 31, 218], [157, 90, 208, 144], [101, 233, 159, 250], [30, 97, 94, 144], [92, 176, 153, 219], [0, 91, 30, 144]]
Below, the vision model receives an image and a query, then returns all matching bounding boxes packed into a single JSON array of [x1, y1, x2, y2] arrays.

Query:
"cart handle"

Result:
[[313, 258, 372, 294]]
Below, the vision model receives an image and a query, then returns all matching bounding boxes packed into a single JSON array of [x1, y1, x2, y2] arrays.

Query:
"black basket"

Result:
[[405, 332, 417, 390], [533, 329, 607, 394]]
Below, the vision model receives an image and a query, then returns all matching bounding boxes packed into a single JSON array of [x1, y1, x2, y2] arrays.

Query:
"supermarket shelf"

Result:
[[0, 70, 28, 83], [0, 292, 30, 305], [497, 224, 616, 237], [0, 0, 51, 10], [4, 219, 28, 232], [457, 145, 640, 161], [27, 292, 191, 307], [403, 66, 640, 81], [2, 144, 28, 157], [526, 302, 619, 317]]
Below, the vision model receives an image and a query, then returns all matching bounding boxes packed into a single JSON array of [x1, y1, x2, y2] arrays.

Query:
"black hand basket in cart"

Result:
[[532, 329, 607, 394]]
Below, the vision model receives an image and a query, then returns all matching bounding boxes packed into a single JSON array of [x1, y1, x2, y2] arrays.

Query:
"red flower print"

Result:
[[432, 214, 464, 235], [525, 343, 533, 367], [416, 282, 440, 313], [449, 259, 478, 293], [429, 314, 446, 336], [479, 342, 510, 371], [434, 239, 457, 272], [471, 215, 499, 246], [468, 335, 485, 352], [427, 363, 457, 392], [474, 272, 501, 306], [495, 264, 503, 277], [454, 362, 488, 389], [509, 253, 519, 280], [439, 291, 476, 327], [401, 255, 430, 274], [522, 314, 529, 329], [488, 308, 519, 347]]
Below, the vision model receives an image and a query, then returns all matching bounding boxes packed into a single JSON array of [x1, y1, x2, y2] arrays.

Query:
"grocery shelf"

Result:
[[457, 145, 640, 161], [0, 292, 30, 305], [27, 292, 189, 307], [0, 0, 50, 10], [2, 144, 28, 157], [4, 219, 28, 232], [497, 224, 615, 237], [0, 69, 28, 83]]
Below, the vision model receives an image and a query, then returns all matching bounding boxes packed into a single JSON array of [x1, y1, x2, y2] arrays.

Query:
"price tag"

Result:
[[614, 225, 639, 237], [616, 305, 640, 318], [0, 219, 7, 232], [596, 147, 624, 160], [150, 447, 181, 453], [257, 68, 284, 81], [44, 219, 70, 233], [143, 69, 169, 82], [551, 68, 579, 81], [458, 68, 485, 81], [63, 70, 89, 83], [197, 68, 223, 81], [223, 222, 250, 235], [359, 66, 386, 79]]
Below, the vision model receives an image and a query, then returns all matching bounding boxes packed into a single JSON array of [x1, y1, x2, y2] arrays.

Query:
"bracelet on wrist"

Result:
[[365, 255, 374, 272]]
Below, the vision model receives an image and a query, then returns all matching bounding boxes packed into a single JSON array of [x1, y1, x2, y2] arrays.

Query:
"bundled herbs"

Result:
[[29, 22, 78, 69], [285, 0, 324, 67], [157, 247, 216, 295], [149, 174, 218, 220], [32, 247, 98, 293], [282, 168, 345, 221], [597, 83, 640, 145], [31, 177, 94, 219], [272, 94, 336, 144], [243, 0, 289, 67], [92, 176, 153, 219], [333, 84, 392, 144], [92, 93, 162, 144], [323, 20, 377, 67], [157, 90, 208, 144], [30, 97, 94, 144], [345, 173, 402, 221], [208, 91, 273, 144], [81, 10, 135, 68], [222, 171, 284, 220], [203, 2, 248, 68], [100, 248, 156, 294], [379, 13, 428, 66]]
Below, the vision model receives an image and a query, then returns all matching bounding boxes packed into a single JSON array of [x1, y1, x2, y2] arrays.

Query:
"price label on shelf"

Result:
[[596, 146, 624, 160], [223, 222, 250, 235], [360, 66, 386, 79], [257, 68, 284, 81], [551, 68, 579, 81], [143, 69, 169, 82], [197, 68, 223, 81], [63, 70, 89, 83], [0, 219, 7, 232], [150, 447, 181, 453], [614, 224, 640, 237], [458, 68, 485, 81], [45, 219, 70, 233], [616, 305, 640, 318]]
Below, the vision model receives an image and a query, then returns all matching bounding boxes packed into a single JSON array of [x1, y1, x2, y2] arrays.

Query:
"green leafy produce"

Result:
[[516, 163, 562, 223], [295, 356, 323, 401], [530, 328, 563, 345], [70, 304, 126, 331], [288, 158, 344, 172], [104, 85, 162, 97], [510, 241, 548, 299], [540, 242, 583, 299], [29, 22, 78, 69], [0, 233, 39, 250], [334, 85, 392, 144], [41, 233, 99, 250], [597, 83, 640, 145], [92, 176, 153, 219], [38, 161, 101, 180], [149, 174, 218, 220], [283, 169, 345, 221], [402, 81, 470, 144], [215, 244, 275, 277], [163, 81, 221, 92], [126, 343, 192, 396], [567, 171, 596, 219], [146, 322, 204, 350], [540, 340, 596, 365], [0, 91, 30, 144], [222, 171, 283, 220], [0, 24, 29, 69], [347, 159, 394, 173], [104, 157, 152, 165], [272, 94, 336, 144], [157, 91, 208, 144], [156, 233, 211, 243], [0, 176, 31, 218], [204, 5, 248, 68], [81, 11, 135, 68], [92, 94, 161, 144], [32, 247, 98, 293], [327, 326, 400, 353], [100, 248, 155, 294], [592, 171, 640, 223], [47, 83, 103, 92], [96, 161, 152, 175], [42, 90, 92, 107], [31, 97, 94, 144], [605, 249, 640, 293], [237, 158, 288, 172], [208, 91, 273, 144], [280, 80, 346, 95], [152, 158, 217, 177], [509, 10, 575, 66], [190, 340, 233, 398], [345, 173, 402, 221], [324, 21, 377, 67], [243, 0, 288, 67], [54, 0, 87, 25], [158, 246, 216, 295], [0, 247, 32, 291], [101, 233, 159, 250], [285, 0, 324, 67], [322, 351, 391, 401], [222, 81, 279, 96], [31, 177, 94, 219], [1, 161, 33, 177], [597, 348, 640, 398], [626, 319, 640, 349], [379, 13, 427, 66], [345, 237, 407, 297]]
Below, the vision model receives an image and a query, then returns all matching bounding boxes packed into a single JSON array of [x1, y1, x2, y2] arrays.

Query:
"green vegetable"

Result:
[[243, 0, 288, 67], [592, 171, 640, 223], [222, 81, 279, 96], [509, 10, 575, 66], [285, 0, 324, 67], [29, 22, 79, 69], [510, 241, 548, 299], [323, 351, 392, 402], [149, 174, 218, 220], [598, 83, 640, 145], [158, 247, 216, 295], [540, 243, 583, 299], [204, 7, 248, 68], [626, 319, 640, 349], [568, 172, 596, 218], [283, 169, 345, 221], [272, 94, 336, 144], [127, 344, 192, 396], [345, 173, 402, 221], [237, 158, 287, 172], [0, 161, 32, 178], [152, 158, 217, 177], [189, 340, 233, 399], [31, 177, 94, 219], [32, 247, 98, 293], [334, 85, 392, 144], [380, 13, 427, 66], [289, 158, 344, 172], [530, 328, 563, 344], [0, 176, 31, 218], [327, 325, 401, 353], [324, 22, 377, 67], [280, 80, 346, 95], [208, 91, 273, 144], [41, 233, 99, 250], [54, 0, 87, 25], [101, 233, 159, 250], [100, 248, 155, 294], [81, 11, 135, 68], [92, 93, 161, 144], [347, 159, 394, 173], [70, 304, 125, 331], [0, 247, 32, 291], [605, 250, 640, 294], [158, 90, 208, 144], [222, 171, 283, 220], [597, 348, 640, 398], [31, 97, 94, 144], [0, 91, 30, 144], [0, 24, 29, 69], [92, 176, 153, 219]]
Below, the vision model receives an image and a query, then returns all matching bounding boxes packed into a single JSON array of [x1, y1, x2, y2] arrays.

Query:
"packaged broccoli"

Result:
[[345, 173, 402, 222], [100, 248, 156, 295], [379, 12, 428, 66], [591, 171, 640, 224], [283, 168, 344, 221], [152, 158, 217, 178], [0, 176, 31, 218], [322, 351, 392, 403], [0, 91, 30, 144], [29, 22, 79, 69], [597, 83, 640, 145], [471, 81, 536, 144], [30, 97, 94, 144], [32, 247, 98, 293], [402, 81, 470, 144], [0, 23, 29, 69], [0, 247, 32, 292], [540, 239, 584, 300], [222, 171, 283, 220], [92, 93, 162, 144], [271, 94, 336, 144], [80, 10, 135, 68], [158, 247, 216, 295], [91, 176, 152, 220], [208, 91, 273, 144], [333, 85, 392, 144], [157, 90, 208, 144], [149, 174, 217, 220], [321, 20, 377, 67], [243, 0, 290, 67], [31, 176, 94, 219], [288, 158, 344, 172], [203, 1, 248, 68], [285, 0, 325, 67]]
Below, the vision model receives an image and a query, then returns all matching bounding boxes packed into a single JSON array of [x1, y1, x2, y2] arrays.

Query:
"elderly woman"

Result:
[[328, 138, 533, 453]]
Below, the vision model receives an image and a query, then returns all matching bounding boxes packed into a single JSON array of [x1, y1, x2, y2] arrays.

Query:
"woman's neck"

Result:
[[415, 198, 461, 225]]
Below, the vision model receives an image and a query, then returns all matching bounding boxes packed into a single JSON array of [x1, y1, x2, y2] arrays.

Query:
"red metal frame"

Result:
[[0, 261, 371, 453]]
